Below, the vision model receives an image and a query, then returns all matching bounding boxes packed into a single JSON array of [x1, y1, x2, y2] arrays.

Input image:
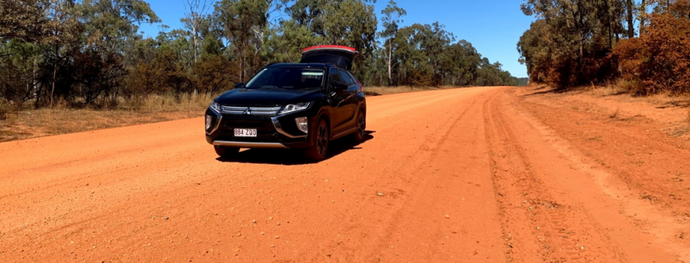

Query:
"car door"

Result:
[[337, 69, 358, 128], [328, 68, 349, 130]]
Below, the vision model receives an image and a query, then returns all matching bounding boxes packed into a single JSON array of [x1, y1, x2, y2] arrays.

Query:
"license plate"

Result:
[[234, 128, 257, 137]]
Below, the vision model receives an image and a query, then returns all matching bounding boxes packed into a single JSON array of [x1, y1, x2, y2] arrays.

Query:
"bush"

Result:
[[0, 102, 9, 120], [614, 1, 690, 95], [616, 78, 646, 96]]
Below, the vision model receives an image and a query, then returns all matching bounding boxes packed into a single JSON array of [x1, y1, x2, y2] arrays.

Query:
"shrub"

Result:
[[0, 102, 9, 120], [614, 0, 690, 95]]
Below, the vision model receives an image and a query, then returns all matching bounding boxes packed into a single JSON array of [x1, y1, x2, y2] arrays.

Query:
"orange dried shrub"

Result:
[[612, 38, 642, 80], [615, 0, 690, 95], [612, 38, 645, 94]]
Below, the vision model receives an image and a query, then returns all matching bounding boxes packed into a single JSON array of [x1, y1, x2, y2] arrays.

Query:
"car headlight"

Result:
[[205, 115, 213, 130], [278, 102, 311, 115], [295, 117, 308, 133], [209, 101, 221, 113]]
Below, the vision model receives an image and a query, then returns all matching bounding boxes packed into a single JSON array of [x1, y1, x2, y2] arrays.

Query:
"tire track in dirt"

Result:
[[484, 89, 623, 262], [362, 89, 504, 262], [1, 87, 688, 262], [509, 89, 690, 262]]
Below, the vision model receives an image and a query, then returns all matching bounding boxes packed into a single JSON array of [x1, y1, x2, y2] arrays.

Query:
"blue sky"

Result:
[[138, 0, 535, 78]]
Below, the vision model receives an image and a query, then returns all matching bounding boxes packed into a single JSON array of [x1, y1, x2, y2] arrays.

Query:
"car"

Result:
[[204, 45, 367, 161]]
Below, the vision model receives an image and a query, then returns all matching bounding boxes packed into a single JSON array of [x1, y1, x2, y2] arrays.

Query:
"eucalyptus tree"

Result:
[[281, 0, 377, 77], [76, 0, 160, 106], [0, 0, 51, 43], [79, 0, 160, 53], [183, 0, 211, 63], [262, 19, 323, 64], [442, 40, 481, 86], [215, 0, 269, 81], [380, 0, 406, 86], [321, 0, 377, 76], [0, 0, 50, 108], [519, 0, 625, 87]]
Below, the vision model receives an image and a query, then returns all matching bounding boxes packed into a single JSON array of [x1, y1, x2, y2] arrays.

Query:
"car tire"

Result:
[[214, 145, 239, 158], [305, 118, 329, 161], [352, 109, 366, 143]]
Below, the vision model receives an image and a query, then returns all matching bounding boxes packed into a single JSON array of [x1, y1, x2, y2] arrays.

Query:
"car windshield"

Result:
[[245, 67, 325, 90]]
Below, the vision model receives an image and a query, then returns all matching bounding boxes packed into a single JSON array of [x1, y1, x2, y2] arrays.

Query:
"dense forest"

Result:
[[518, 0, 690, 95], [0, 0, 520, 111]]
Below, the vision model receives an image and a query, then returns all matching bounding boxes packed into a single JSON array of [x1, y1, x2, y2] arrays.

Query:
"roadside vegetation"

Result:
[[518, 0, 690, 96], [0, 85, 436, 142], [0, 0, 521, 120]]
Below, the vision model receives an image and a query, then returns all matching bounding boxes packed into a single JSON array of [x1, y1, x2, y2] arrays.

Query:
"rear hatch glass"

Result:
[[300, 45, 357, 70]]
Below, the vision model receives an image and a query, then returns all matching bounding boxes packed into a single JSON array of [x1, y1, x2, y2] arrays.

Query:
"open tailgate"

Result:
[[300, 45, 357, 70]]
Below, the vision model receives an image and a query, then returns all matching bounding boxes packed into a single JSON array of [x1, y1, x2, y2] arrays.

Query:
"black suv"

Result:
[[204, 45, 367, 161]]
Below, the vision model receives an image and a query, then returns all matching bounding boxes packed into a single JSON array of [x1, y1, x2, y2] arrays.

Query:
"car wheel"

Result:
[[305, 118, 329, 161], [352, 109, 366, 143], [214, 145, 239, 158]]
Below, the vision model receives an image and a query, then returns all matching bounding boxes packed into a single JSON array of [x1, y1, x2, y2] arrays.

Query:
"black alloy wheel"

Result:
[[353, 109, 366, 143], [305, 118, 329, 161]]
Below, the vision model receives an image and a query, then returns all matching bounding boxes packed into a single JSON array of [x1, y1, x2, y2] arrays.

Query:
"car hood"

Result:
[[215, 88, 321, 106]]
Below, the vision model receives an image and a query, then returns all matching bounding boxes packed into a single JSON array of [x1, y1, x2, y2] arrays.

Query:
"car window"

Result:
[[339, 70, 355, 86], [245, 67, 324, 89], [329, 68, 344, 89]]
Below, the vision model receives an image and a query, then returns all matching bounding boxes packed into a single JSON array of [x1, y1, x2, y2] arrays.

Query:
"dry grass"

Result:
[[579, 80, 690, 111], [363, 85, 457, 96], [0, 92, 216, 142], [588, 80, 631, 97], [116, 91, 214, 112], [609, 107, 622, 119], [546, 81, 690, 139], [0, 102, 10, 121], [1, 87, 447, 142]]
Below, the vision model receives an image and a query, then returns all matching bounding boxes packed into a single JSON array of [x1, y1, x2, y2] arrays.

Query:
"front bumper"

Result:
[[205, 108, 315, 149]]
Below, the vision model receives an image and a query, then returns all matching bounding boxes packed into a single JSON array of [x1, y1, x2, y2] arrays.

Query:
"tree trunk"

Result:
[[193, 25, 198, 63], [50, 0, 58, 107], [626, 0, 634, 38], [51, 55, 57, 107], [34, 59, 42, 109], [609, 22, 613, 49], [640, 0, 647, 35], [241, 46, 246, 82], [32, 56, 37, 99], [387, 39, 392, 86]]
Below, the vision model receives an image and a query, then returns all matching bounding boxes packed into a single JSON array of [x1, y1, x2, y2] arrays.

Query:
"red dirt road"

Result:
[[1, 87, 689, 262]]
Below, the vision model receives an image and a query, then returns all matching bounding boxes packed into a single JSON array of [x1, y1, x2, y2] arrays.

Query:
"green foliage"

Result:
[[0, 0, 521, 113], [518, 0, 624, 88], [281, 0, 377, 79], [519, 0, 690, 94], [0, 0, 51, 43], [517, 78, 529, 86], [81, 0, 160, 52], [263, 20, 323, 63], [192, 54, 239, 95], [0, 40, 41, 107], [380, 0, 406, 86], [383, 23, 517, 87], [215, 0, 269, 81]]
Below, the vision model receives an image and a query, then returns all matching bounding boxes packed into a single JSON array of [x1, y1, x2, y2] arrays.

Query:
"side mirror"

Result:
[[234, 82, 245, 89]]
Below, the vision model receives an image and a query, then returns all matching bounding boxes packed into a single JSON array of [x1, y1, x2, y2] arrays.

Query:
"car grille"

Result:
[[221, 106, 281, 116]]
